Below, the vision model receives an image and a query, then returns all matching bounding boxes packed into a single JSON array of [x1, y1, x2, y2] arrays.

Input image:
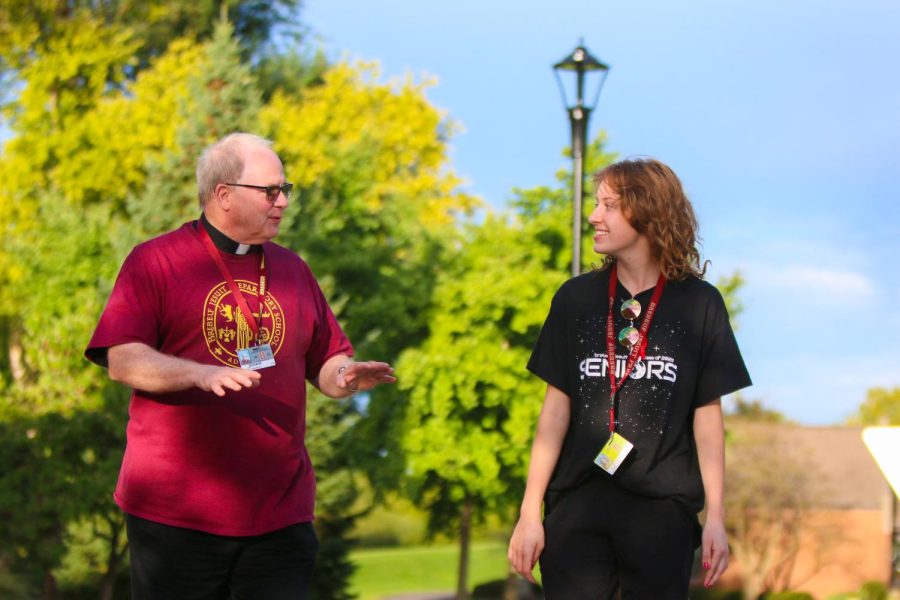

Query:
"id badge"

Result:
[[594, 432, 634, 475], [237, 343, 276, 370]]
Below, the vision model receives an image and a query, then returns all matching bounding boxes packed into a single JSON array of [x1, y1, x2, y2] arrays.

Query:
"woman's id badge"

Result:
[[594, 432, 633, 475], [237, 344, 276, 370]]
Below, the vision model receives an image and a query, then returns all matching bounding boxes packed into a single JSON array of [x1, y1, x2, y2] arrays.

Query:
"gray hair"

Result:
[[196, 132, 274, 208]]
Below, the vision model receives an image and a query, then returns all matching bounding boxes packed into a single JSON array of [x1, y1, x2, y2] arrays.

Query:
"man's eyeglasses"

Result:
[[225, 182, 293, 203]]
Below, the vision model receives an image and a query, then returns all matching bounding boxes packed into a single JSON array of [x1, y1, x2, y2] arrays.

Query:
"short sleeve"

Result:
[[527, 286, 571, 395], [84, 248, 163, 367], [694, 288, 752, 406], [303, 273, 353, 380]]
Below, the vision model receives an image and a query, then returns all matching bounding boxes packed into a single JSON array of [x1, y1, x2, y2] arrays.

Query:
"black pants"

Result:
[[125, 514, 318, 600], [539, 475, 699, 600]]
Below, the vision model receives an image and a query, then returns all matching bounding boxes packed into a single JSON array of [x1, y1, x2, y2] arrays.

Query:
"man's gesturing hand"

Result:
[[337, 360, 396, 394], [196, 365, 262, 397]]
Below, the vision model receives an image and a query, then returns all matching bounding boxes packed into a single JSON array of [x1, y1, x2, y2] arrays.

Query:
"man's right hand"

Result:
[[108, 343, 262, 395], [195, 364, 262, 397]]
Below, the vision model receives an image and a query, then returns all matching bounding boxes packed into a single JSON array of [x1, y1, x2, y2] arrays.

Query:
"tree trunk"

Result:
[[99, 518, 126, 600], [40, 572, 58, 600], [455, 497, 474, 600], [100, 535, 122, 600], [743, 574, 764, 600], [9, 337, 25, 382]]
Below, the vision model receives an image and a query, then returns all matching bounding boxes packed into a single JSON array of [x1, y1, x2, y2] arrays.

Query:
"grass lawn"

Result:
[[349, 541, 510, 600]]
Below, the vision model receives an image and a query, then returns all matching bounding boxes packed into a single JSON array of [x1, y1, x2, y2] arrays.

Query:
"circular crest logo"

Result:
[[202, 280, 285, 367]]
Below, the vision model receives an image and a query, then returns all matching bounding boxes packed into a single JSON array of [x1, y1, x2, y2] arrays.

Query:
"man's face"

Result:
[[224, 145, 289, 244]]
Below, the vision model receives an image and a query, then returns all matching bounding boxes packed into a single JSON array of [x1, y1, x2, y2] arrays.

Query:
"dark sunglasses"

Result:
[[225, 182, 293, 203]]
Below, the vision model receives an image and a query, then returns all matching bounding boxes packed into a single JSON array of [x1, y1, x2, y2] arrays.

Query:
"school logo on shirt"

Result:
[[202, 280, 285, 367]]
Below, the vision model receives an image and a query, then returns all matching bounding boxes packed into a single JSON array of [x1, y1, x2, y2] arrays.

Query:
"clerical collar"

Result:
[[198, 214, 261, 255]]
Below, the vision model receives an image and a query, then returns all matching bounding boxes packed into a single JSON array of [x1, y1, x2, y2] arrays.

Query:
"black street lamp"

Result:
[[554, 42, 609, 276]]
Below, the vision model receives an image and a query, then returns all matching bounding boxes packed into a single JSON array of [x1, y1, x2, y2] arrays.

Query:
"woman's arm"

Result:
[[694, 398, 729, 588], [508, 384, 571, 583]]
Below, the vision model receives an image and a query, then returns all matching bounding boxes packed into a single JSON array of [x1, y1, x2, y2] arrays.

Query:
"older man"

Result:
[[86, 132, 395, 599]]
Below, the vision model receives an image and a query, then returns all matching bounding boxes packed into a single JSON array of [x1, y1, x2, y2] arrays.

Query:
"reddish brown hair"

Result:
[[593, 157, 706, 280]]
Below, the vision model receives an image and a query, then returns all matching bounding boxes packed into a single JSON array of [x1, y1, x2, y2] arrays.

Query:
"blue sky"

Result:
[[303, 0, 900, 425]]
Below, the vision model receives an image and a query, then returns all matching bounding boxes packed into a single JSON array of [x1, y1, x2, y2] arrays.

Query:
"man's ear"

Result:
[[211, 183, 232, 211]]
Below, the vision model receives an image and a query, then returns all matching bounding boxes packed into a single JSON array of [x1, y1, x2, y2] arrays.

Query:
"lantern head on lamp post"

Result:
[[553, 43, 609, 276]]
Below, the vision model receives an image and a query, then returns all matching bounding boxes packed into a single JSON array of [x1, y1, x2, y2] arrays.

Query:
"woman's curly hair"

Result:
[[593, 157, 707, 281]]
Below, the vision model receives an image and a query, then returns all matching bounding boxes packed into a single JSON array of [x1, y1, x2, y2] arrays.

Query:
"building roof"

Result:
[[726, 423, 891, 510]]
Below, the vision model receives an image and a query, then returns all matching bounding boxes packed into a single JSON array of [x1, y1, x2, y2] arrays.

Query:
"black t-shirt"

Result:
[[528, 268, 752, 513]]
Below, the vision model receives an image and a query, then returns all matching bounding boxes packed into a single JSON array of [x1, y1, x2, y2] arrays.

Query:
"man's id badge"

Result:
[[594, 432, 634, 475], [237, 344, 276, 370]]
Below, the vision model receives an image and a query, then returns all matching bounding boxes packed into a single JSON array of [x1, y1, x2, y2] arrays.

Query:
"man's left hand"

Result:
[[337, 360, 396, 394]]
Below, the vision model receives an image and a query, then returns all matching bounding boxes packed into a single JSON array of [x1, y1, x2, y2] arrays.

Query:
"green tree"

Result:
[[0, 409, 127, 600], [849, 387, 900, 426], [7, 144, 125, 600], [395, 218, 563, 599], [0, 199, 127, 598], [395, 137, 616, 599], [125, 17, 261, 241], [254, 47, 329, 102], [727, 397, 786, 424], [716, 270, 745, 329], [0, 0, 301, 77]]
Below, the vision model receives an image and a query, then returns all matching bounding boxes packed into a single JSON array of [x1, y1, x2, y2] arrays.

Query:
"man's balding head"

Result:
[[196, 133, 275, 208]]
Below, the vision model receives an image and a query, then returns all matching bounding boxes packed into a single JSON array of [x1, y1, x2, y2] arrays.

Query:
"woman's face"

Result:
[[588, 180, 646, 259]]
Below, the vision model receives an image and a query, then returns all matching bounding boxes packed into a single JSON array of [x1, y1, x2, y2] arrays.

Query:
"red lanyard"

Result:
[[606, 264, 666, 432], [198, 226, 267, 345]]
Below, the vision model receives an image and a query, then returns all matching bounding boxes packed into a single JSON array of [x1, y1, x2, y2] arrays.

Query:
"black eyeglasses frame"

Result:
[[224, 182, 293, 203]]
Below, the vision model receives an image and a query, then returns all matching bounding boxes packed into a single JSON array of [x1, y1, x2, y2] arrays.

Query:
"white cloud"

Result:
[[743, 262, 876, 305]]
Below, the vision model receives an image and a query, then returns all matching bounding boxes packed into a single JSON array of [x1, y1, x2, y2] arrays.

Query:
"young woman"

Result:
[[508, 158, 751, 599]]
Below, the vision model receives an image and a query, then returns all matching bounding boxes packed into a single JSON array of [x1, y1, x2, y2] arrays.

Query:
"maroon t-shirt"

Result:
[[85, 222, 352, 536]]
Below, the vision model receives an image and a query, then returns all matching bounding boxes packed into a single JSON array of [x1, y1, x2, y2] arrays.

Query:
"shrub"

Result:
[[689, 588, 743, 600], [762, 592, 814, 600], [860, 581, 888, 600]]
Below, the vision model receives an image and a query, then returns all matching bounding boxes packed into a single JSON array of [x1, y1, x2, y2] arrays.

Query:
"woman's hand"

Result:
[[508, 516, 544, 584], [701, 515, 729, 588]]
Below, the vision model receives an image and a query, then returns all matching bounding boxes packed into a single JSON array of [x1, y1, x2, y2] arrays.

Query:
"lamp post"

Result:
[[554, 43, 609, 277]]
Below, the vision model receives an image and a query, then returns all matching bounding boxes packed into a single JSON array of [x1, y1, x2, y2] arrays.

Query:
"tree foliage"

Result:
[[0, 407, 125, 597], [394, 137, 617, 597], [716, 270, 745, 329], [262, 61, 477, 363], [727, 396, 787, 424], [126, 18, 261, 242], [849, 387, 900, 426], [0, 0, 300, 77]]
